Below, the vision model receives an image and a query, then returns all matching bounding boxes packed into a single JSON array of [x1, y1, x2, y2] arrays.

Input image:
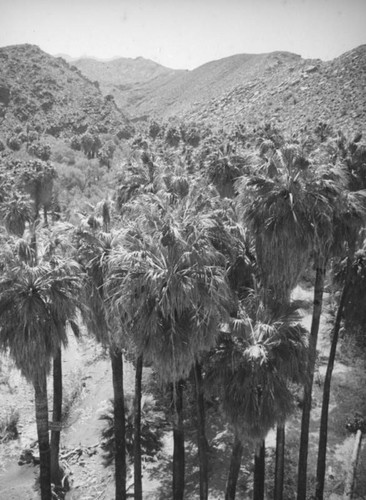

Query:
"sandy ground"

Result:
[[1, 284, 366, 499]]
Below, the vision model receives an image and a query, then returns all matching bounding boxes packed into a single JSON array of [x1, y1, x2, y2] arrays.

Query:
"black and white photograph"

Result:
[[0, 1, 366, 499]]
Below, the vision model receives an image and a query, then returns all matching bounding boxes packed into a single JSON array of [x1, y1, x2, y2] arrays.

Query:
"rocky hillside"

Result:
[[181, 45, 366, 136], [1, 43, 365, 145], [71, 56, 184, 114], [0, 44, 129, 143], [72, 46, 366, 136], [124, 51, 305, 118]]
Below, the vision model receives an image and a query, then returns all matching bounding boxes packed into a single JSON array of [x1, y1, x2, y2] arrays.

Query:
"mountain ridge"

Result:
[[1, 43, 365, 141], [0, 44, 129, 142]]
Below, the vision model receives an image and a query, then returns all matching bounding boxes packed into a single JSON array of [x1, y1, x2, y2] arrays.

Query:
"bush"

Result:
[[56, 163, 86, 192], [27, 130, 39, 143], [28, 141, 51, 161], [0, 407, 20, 443], [17, 132, 28, 143], [148, 120, 161, 140], [165, 126, 181, 147], [184, 127, 201, 148], [117, 125, 135, 140], [51, 142, 77, 165], [70, 136, 81, 151], [7, 136, 21, 151]]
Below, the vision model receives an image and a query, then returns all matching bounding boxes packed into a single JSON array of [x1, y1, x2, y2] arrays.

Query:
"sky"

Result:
[[1, 0, 365, 70]]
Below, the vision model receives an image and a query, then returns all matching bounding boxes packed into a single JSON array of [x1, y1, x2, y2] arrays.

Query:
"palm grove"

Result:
[[0, 118, 366, 500]]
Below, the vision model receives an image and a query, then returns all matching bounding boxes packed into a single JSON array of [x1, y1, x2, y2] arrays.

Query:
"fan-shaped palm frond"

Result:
[[0, 259, 84, 382], [107, 194, 233, 383], [206, 300, 308, 442], [0, 192, 33, 237]]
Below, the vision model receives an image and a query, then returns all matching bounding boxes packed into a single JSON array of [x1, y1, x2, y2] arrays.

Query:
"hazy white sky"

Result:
[[1, 0, 365, 69]]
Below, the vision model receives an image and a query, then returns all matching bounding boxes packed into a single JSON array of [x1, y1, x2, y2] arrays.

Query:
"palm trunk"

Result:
[[297, 264, 326, 500], [43, 205, 48, 227], [315, 277, 350, 499], [194, 360, 209, 500], [274, 424, 285, 500], [34, 371, 51, 500], [343, 429, 363, 500], [110, 346, 127, 500], [225, 432, 243, 500], [253, 440, 265, 500], [173, 380, 185, 500], [50, 346, 62, 486], [134, 354, 143, 500]]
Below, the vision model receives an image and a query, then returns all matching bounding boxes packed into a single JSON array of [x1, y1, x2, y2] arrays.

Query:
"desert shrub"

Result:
[[80, 132, 101, 159], [0, 407, 20, 443], [314, 121, 333, 142], [98, 140, 116, 168], [56, 164, 86, 192], [27, 130, 39, 143], [70, 136, 81, 151], [0, 139, 5, 152], [17, 132, 28, 143], [148, 120, 161, 140], [131, 135, 149, 150], [165, 125, 181, 147], [51, 142, 76, 165], [28, 141, 51, 161], [7, 136, 21, 151], [80, 132, 94, 158], [117, 125, 135, 140], [183, 127, 201, 147]]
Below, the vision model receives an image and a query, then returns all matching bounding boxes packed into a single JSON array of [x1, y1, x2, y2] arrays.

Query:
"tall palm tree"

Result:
[[236, 145, 314, 308], [0, 257, 84, 500], [237, 144, 352, 498], [205, 141, 251, 198], [315, 189, 366, 499], [114, 177, 227, 500], [296, 163, 356, 500], [206, 299, 308, 500], [107, 196, 232, 500], [73, 212, 128, 500], [42, 222, 85, 486]]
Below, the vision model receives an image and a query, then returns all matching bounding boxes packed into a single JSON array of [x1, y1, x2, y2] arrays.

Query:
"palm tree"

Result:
[[18, 159, 57, 224], [0, 257, 84, 500], [225, 431, 244, 500], [42, 223, 85, 486], [205, 141, 251, 198], [0, 191, 33, 237], [237, 144, 353, 498], [296, 164, 358, 500], [206, 299, 308, 500], [73, 212, 128, 500], [315, 189, 366, 499], [107, 195, 232, 500], [236, 145, 314, 308]]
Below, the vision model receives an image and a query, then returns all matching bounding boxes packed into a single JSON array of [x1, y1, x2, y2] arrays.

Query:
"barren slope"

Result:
[[182, 45, 366, 136], [71, 56, 185, 115]]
